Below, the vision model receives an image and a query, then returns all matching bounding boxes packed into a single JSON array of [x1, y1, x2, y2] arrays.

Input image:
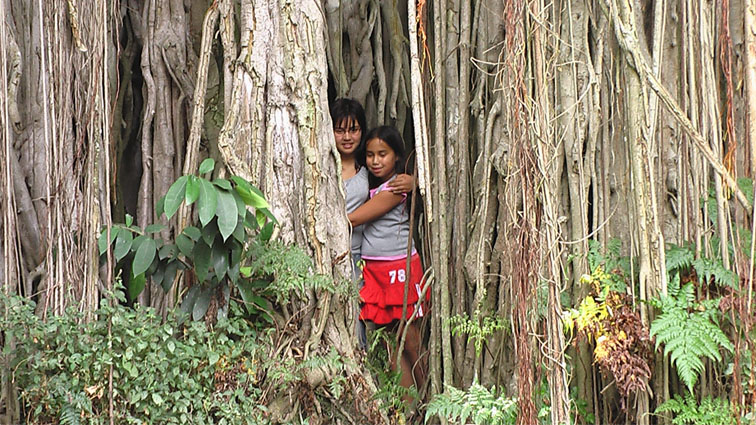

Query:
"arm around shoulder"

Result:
[[347, 190, 404, 227]]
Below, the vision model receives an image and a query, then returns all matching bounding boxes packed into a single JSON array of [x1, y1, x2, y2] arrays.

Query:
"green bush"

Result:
[[425, 383, 517, 425], [655, 393, 736, 425], [2, 292, 269, 424]]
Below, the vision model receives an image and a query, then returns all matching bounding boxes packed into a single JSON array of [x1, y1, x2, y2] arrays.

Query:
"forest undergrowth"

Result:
[[4, 236, 752, 425]]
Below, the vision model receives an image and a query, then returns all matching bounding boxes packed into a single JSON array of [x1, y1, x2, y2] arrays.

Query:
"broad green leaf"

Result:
[[183, 226, 201, 241], [176, 234, 194, 257], [98, 227, 119, 255], [198, 179, 218, 226], [158, 244, 177, 260], [208, 351, 220, 366], [201, 220, 218, 246], [256, 210, 266, 229], [244, 210, 258, 230], [259, 222, 274, 242], [162, 261, 179, 292], [155, 195, 166, 218], [199, 158, 215, 175], [251, 295, 269, 310], [131, 235, 148, 252], [240, 266, 253, 277], [145, 224, 167, 234], [193, 240, 212, 282], [185, 175, 200, 205], [193, 288, 212, 321], [152, 265, 165, 289], [234, 191, 247, 217], [132, 238, 157, 277], [212, 243, 229, 281], [216, 189, 238, 241], [180, 285, 200, 316], [213, 178, 232, 191], [232, 219, 245, 243], [113, 231, 133, 262], [250, 279, 269, 288], [125, 214, 134, 227], [237, 281, 255, 312], [128, 272, 146, 301], [259, 207, 278, 225], [250, 185, 270, 208], [233, 179, 270, 209], [164, 175, 189, 219]]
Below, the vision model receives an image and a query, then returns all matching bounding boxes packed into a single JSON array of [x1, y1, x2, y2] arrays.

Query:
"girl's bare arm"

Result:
[[348, 191, 404, 227]]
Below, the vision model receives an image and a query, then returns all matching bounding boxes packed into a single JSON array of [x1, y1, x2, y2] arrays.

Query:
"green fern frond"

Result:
[[425, 384, 517, 425], [650, 284, 733, 392], [692, 257, 738, 289], [666, 244, 694, 273], [656, 393, 736, 425], [59, 402, 82, 425]]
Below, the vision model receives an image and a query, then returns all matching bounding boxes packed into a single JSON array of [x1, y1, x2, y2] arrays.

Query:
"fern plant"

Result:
[[655, 393, 735, 425], [666, 243, 737, 289], [649, 277, 733, 391], [448, 311, 507, 357], [425, 383, 517, 425]]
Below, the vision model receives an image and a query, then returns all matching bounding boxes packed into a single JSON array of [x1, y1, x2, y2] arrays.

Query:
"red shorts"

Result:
[[359, 254, 429, 325]]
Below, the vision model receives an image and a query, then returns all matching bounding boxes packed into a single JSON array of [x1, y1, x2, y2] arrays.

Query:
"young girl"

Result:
[[330, 99, 413, 349], [347, 125, 428, 398]]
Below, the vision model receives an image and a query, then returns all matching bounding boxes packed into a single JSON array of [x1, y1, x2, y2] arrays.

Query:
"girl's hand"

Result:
[[388, 174, 416, 194]]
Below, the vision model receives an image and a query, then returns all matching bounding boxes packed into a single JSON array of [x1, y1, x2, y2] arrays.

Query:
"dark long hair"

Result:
[[330, 98, 367, 164], [363, 126, 407, 187]]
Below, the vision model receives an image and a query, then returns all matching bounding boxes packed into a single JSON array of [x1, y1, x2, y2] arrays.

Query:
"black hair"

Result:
[[330, 98, 367, 163], [363, 125, 406, 187]]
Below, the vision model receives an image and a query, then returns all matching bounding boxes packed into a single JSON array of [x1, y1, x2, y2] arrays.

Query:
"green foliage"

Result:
[[425, 383, 517, 425], [2, 292, 269, 424], [649, 279, 733, 391], [665, 243, 695, 274], [586, 239, 631, 293], [99, 160, 282, 321], [738, 177, 755, 206], [666, 242, 738, 289], [691, 257, 738, 289], [241, 241, 338, 305], [655, 393, 736, 425], [448, 311, 507, 357]]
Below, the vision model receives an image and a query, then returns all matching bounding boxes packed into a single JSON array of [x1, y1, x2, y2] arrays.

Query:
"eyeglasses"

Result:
[[334, 126, 361, 136]]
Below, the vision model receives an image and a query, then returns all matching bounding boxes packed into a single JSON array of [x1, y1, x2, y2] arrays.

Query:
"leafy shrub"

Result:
[[649, 280, 733, 392], [651, 246, 735, 392], [655, 393, 736, 425], [425, 383, 517, 425], [99, 158, 278, 322], [2, 292, 269, 424], [448, 311, 507, 358]]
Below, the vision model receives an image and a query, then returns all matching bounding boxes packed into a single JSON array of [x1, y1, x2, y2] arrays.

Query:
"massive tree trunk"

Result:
[[204, 1, 384, 421]]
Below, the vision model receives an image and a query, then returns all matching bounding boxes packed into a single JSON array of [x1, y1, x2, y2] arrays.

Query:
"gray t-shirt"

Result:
[[344, 167, 369, 255], [361, 175, 414, 258]]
